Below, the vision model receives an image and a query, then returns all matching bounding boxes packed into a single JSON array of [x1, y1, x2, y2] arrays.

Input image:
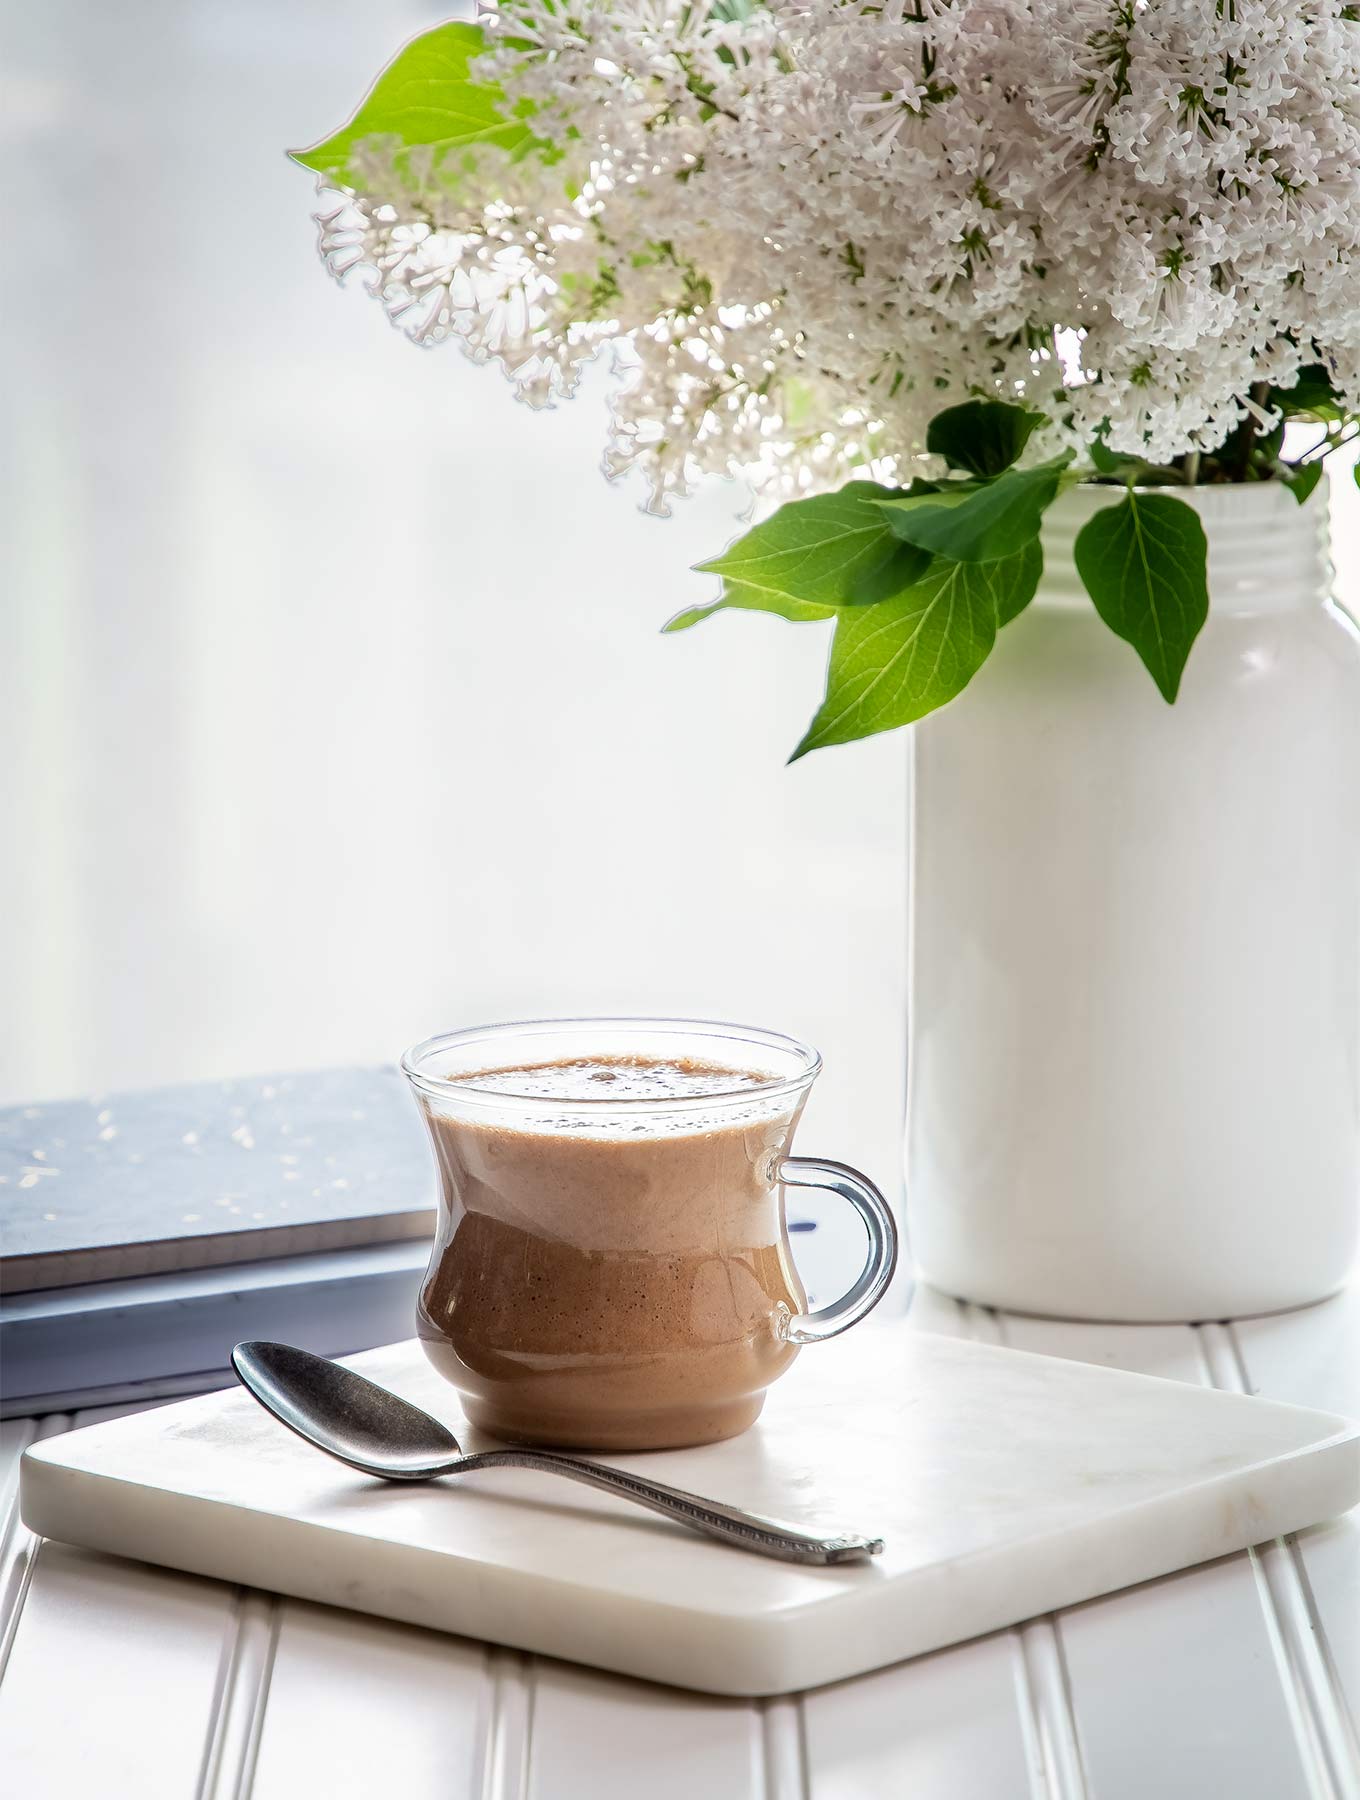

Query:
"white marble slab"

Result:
[[19, 1330, 1359, 1697]]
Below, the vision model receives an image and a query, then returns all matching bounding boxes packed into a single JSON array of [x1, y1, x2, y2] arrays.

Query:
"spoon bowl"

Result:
[[232, 1341, 462, 1478]]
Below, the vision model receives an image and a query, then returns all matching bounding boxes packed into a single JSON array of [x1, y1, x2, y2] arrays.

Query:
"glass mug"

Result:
[[402, 1018, 898, 1451]]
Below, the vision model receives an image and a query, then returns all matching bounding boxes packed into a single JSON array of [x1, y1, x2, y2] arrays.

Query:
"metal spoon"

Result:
[[231, 1341, 883, 1566]]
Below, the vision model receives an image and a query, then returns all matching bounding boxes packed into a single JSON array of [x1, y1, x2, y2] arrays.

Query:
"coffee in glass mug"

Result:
[[402, 1018, 897, 1451]]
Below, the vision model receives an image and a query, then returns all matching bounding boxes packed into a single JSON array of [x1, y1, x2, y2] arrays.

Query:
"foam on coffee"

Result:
[[456, 1054, 781, 1103], [436, 1054, 794, 1139]]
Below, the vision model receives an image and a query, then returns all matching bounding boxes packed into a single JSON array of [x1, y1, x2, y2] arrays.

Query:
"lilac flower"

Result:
[[319, 0, 1360, 503]]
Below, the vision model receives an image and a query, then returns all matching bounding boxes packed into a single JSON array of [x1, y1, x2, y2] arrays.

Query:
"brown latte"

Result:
[[414, 1056, 808, 1450]]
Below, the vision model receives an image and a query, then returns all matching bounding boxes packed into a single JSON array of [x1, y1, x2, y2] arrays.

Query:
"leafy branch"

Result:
[[680, 397, 1223, 754], [286, 10, 1347, 760]]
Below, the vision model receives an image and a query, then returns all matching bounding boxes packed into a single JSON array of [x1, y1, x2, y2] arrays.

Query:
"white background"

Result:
[[0, 0, 906, 1197], [3, 0, 1357, 1210]]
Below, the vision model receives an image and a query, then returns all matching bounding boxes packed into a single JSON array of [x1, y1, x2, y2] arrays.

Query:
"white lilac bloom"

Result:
[[314, 0, 1360, 507]]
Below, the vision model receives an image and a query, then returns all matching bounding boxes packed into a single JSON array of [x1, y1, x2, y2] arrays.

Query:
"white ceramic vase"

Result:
[[906, 481, 1360, 1322]]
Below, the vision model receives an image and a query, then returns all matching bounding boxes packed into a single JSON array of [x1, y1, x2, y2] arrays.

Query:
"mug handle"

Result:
[[777, 1157, 900, 1345]]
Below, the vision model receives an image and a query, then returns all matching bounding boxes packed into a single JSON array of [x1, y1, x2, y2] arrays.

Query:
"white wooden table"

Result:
[[2, 1282, 1357, 1799]]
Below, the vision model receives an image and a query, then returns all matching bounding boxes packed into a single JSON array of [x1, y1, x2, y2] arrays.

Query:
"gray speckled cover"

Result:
[[1, 1067, 435, 1292]]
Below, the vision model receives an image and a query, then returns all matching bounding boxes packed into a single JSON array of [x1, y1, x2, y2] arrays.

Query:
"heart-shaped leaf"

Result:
[[1281, 460, 1324, 505], [992, 538, 1044, 625], [667, 482, 920, 631], [1269, 366, 1345, 424], [876, 457, 1070, 563], [292, 21, 546, 195], [1073, 493, 1208, 702], [790, 543, 1041, 758], [926, 400, 1045, 478], [664, 592, 836, 631], [1088, 437, 1147, 480]]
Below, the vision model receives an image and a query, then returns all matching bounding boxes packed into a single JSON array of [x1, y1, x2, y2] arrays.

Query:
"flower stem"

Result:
[[1233, 381, 1271, 480]]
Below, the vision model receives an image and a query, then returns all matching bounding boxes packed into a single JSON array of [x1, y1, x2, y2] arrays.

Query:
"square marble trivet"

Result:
[[21, 1328, 1359, 1695]]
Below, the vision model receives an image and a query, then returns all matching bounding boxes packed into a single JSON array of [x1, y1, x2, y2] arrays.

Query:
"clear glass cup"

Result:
[[402, 1017, 898, 1451]]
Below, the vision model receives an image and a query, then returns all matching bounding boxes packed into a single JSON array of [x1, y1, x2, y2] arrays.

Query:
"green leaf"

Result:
[[843, 541, 933, 605], [1087, 437, 1149, 481], [1281, 461, 1324, 505], [876, 456, 1071, 563], [669, 482, 919, 631], [291, 21, 545, 193], [789, 545, 1041, 758], [1087, 438, 1125, 475], [1270, 365, 1345, 424], [1073, 493, 1208, 703], [664, 593, 835, 631], [992, 538, 1044, 625], [926, 400, 1044, 478]]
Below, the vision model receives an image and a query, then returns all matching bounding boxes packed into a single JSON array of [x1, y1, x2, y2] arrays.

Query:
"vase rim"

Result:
[[1040, 476, 1333, 614], [1062, 472, 1328, 505]]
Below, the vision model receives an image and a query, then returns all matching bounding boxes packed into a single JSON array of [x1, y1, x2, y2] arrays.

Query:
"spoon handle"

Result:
[[461, 1447, 882, 1565]]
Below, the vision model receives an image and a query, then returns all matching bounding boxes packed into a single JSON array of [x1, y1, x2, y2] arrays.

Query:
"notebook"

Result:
[[1, 1066, 435, 1293]]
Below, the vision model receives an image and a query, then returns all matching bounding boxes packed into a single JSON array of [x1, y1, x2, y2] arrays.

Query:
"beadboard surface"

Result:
[[3, 1282, 1358, 1798]]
